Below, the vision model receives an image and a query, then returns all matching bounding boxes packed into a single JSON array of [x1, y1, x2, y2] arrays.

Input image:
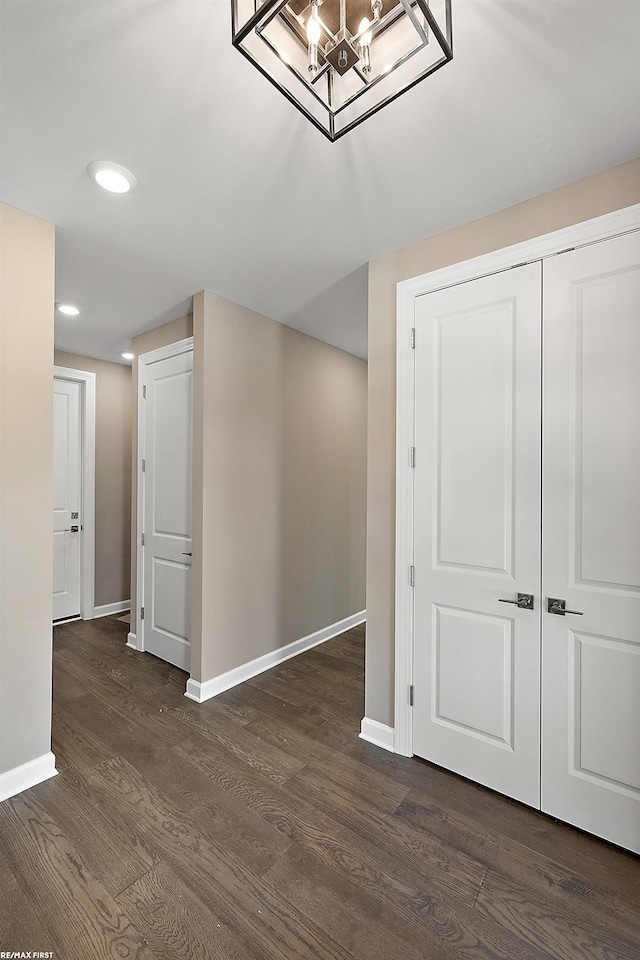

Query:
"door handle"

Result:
[[182, 552, 192, 556], [498, 593, 534, 610], [60, 525, 80, 532], [547, 598, 583, 616]]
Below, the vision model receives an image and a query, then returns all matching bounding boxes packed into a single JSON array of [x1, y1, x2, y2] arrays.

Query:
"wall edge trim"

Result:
[[0, 752, 58, 803], [359, 718, 395, 753], [126, 631, 139, 650], [184, 610, 366, 703]]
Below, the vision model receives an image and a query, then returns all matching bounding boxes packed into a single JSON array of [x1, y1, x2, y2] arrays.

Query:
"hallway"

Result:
[[0, 616, 638, 959]]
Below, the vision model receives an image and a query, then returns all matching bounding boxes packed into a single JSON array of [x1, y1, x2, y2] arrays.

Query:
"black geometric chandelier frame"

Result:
[[231, 0, 453, 141]]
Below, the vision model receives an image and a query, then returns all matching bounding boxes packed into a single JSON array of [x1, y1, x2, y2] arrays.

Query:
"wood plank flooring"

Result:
[[1, 616, 639, 959]]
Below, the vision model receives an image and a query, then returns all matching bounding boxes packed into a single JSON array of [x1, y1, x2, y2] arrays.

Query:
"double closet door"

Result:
[[412, 230, 640, 854]]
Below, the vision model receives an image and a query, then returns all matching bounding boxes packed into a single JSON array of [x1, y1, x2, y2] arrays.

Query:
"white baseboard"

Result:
[[185, 609, 366, 704], [359, 717, 395, 753], [93, 600, 130, 619], [0, 751, 58, 803], [126, 631, 139, 650]]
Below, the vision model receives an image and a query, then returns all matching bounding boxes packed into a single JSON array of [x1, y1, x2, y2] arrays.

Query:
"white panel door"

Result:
[[53, 377, 82, 620], [143, 350, 193, 671], [413, 263, 542, 808], [542, 231, 640, 853]]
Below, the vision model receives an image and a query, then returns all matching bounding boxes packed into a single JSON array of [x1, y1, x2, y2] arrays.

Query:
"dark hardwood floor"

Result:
[[1, 616, 639, 959]]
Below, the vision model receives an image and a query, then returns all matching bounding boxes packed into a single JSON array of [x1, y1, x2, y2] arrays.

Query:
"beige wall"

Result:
[[54, 352, 132, 608], [191, 291, 367, 684], [366, 156, 640, 727], [0, 203, 55, 775], [130, 314, 193, 631]]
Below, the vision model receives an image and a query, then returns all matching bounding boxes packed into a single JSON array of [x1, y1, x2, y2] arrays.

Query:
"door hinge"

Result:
[[409, 565, 415, 587], [409, 684, 414, 707], [410, 446, 415, 467], [142, 458, 146, 473], [410, 327, 416, 349], [140, 606, 145, 620], [142, 384, 146, 399], [141, 532, 145, 547]]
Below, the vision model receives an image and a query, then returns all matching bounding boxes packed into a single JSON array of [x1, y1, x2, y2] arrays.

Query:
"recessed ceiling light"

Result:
[[87, 160, 137, 194], [121, 352, 134, 361], [55, 302, 80, 316]]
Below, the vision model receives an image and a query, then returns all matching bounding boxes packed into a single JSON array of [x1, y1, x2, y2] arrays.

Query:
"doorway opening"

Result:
[[53, 366, 96, 621]]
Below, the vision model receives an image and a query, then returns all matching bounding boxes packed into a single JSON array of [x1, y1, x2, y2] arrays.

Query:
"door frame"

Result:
[[53, 366, 96, 620], [394, 202, 640, 758], [133, 337, 194, 654]]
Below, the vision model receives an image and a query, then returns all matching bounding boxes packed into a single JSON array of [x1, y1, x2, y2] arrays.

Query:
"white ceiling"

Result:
[[2, 0, 640, 363]]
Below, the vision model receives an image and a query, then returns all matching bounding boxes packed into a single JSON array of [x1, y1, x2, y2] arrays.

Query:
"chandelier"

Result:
[[231, 0, 453, 141]]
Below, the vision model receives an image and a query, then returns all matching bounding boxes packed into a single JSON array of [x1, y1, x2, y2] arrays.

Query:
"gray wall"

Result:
[[191, 291, 367, 684], [0, 203, 55, 775], [365, 156, 640, 728], [54, 351, 132, 608]]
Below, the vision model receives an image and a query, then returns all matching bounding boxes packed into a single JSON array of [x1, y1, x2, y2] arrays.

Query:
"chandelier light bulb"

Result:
[[307, 15, 321, 45], [358, 16, 372, 73], [307, 10, 321, 74], [359, 17, 373, 46]]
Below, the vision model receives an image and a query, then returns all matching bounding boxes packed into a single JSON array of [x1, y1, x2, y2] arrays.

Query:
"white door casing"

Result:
[[138, 341, 193, 671], [412, 264, 542, 808], [53, 378, 82, 620], [541, 231, 640, 854]]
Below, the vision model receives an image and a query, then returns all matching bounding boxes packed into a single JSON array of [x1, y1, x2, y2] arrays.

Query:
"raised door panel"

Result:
[[436, 302, 516, 575], [573, 632, 640, 795], [413, 262, 541, 808], [542, 230, 640, 854], [152, 370, 193, 539], [432, 605, 514, 749]]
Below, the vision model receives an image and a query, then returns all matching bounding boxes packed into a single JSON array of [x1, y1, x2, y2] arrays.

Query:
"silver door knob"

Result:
[[498, 593, 534, 610], [547, 598, 583, 616]]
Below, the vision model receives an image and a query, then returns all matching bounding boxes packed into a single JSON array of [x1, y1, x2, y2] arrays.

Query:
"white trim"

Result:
[[136, 337, 194, 653], [93, 600, 130, 619], [359, 718, 395, 753], [394, 203, 640, 761], [394, 288, 417, 758], [126, 631, 140, 650], [0, 752, 58, 803], [54, 366, 96, 621], [185, 610, 366, 703], [397, 203, 640, 302]]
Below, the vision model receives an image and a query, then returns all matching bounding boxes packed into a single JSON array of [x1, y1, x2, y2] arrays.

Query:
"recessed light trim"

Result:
[[88, 160, 137, 194], [55, 302, 80, 316], [121, 352, 134, 361]]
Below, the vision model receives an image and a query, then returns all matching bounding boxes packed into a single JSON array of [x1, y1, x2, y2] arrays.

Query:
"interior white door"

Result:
[[542, 231, 640, 854], [142, 349, 193, 671], [412, 263, 542, 808], [53, 377, 82, 620]]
